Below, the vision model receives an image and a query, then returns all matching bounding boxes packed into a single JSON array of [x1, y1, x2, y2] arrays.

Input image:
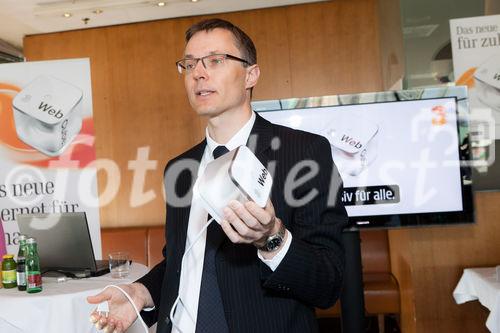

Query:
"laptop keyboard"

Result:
[[95, 260, 109, 270]]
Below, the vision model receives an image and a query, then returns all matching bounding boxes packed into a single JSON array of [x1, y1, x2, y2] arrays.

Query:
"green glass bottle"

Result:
[[25, 238, 42, 293], [16, 235, 27, 291]]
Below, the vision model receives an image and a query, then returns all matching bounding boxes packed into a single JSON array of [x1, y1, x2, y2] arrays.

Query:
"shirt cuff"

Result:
[[257, 230, 292, 271]]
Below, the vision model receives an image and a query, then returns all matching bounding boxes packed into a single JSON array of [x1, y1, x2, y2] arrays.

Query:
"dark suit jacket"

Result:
[[138, 113, 348, 333]]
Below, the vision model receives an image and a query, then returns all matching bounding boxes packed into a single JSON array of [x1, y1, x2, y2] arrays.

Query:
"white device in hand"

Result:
[[196, 145, 273, 223]]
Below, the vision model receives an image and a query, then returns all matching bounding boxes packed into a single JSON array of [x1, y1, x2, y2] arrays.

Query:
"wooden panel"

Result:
[[388, 228, 417, 333], [417, 310, 489, 333], [219, 7, 293, 100], [485, 0, 500, 15], [286, 0, 383, 97], [389, 191, 500, 332], [101, 227, 148, 265]]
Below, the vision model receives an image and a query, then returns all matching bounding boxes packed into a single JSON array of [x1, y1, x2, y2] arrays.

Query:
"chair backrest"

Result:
[[147, 226, 165, 267], [101, 227, 392, 273], [360, 230, 391, 273]]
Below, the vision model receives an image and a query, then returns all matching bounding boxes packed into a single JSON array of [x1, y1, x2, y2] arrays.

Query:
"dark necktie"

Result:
[[196, 145, 229, 333]]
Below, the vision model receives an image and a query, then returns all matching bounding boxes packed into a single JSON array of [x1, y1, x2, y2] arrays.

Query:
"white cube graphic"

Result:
[[475, 54, 500, 112], [323, 121, 379, 176], [12, 75, 83, 156]]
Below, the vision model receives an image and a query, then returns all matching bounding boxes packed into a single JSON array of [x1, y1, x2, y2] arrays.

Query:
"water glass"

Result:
[[108, 252, 130, 278]]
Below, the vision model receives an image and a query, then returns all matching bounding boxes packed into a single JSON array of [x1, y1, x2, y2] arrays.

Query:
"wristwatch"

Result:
[[258, 222, 286, 252]]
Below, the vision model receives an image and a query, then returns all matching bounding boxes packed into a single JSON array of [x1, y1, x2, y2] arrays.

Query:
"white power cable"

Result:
[[169, 217, 215, 333], [94, 217, 216, 333]]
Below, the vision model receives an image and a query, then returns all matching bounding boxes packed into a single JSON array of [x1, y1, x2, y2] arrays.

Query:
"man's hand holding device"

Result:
[[197, 145, 285, 257], [221, 199, 287, 259]]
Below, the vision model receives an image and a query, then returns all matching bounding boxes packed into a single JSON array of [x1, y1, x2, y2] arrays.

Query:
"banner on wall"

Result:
[[0, 58, 102, 258], [450, 15, 500, 169]]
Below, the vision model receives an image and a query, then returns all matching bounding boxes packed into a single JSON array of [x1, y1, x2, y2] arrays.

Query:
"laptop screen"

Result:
[[16, 212, 99, 272]]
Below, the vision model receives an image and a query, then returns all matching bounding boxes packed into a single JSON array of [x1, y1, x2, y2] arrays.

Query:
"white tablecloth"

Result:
[[453, 267, 500, 333], [0, 263, 149, 333]]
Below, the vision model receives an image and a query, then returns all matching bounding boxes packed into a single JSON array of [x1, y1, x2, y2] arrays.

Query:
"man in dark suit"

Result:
[[88, 18, 347, 333]]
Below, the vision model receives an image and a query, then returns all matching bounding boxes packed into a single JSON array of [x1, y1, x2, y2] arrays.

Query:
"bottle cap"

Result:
[[26, 237, 37, 244]]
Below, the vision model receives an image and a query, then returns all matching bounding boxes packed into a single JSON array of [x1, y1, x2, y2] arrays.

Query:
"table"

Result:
[[453, 267, 500, 333], [0, 263, 149, 333]]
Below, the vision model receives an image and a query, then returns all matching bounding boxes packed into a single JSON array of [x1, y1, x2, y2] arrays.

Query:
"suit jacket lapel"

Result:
[[247, 112, 273, 162]]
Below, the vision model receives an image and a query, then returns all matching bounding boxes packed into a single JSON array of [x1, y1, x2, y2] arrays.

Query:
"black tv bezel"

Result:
[[254, 89, 475, 230]]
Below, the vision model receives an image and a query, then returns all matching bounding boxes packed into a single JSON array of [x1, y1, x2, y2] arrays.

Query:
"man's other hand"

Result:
[[87, 282, 153, 333]]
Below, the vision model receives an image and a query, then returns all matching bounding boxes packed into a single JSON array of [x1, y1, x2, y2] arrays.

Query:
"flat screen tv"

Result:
[[253, 87, 474, 230]]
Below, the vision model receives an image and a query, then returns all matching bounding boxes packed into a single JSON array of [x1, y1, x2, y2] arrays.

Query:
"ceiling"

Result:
[[0, 0, 327, 51]]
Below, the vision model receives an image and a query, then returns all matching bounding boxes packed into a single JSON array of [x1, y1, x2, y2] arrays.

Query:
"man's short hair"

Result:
[[185, 18, 257, 66]]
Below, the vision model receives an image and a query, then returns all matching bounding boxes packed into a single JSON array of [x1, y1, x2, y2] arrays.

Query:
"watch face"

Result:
[[267, 237, 282, 251]]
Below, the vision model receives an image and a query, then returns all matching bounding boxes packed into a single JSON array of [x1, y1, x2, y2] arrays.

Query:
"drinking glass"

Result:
[[108, 252, 130, 278]]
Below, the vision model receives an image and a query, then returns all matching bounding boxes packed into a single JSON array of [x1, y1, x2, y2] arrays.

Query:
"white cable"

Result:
[[95, 284, 149, 333], [169, 217, 215, 333], [94, 217, 215, 333]]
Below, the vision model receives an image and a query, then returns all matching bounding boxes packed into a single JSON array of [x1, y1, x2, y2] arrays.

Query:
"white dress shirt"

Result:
[[172, 111, 292, 332]]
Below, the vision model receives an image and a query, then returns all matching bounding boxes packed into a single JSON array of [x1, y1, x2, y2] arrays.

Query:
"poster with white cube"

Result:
[[0, 58, 101, 258], [450, 15, 500, 170]]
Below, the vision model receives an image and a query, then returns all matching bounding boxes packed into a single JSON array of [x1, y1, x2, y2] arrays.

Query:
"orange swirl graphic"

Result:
[[0, 82, 95, 168], [0, 83, 32, 150], [456, 67, 477, 88]]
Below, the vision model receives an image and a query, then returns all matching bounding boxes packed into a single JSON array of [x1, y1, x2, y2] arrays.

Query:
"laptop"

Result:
[[16, 212, 109, 277]]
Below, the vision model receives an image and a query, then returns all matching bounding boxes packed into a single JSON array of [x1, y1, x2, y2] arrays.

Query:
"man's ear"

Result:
[[245, 64, 260, 90]]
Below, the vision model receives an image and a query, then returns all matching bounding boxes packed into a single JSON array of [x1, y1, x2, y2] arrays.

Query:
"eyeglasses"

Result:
[[176, 53, 249, 74]]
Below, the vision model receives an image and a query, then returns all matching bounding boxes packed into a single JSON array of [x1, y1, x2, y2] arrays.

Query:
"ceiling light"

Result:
[[191, 0, 199, 2], [35, 1, 160, 17], [92, 9, 103, 14], [157, 2, 166, 6], [403, 24, 439, 39], [62, 12, 72, 18]]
